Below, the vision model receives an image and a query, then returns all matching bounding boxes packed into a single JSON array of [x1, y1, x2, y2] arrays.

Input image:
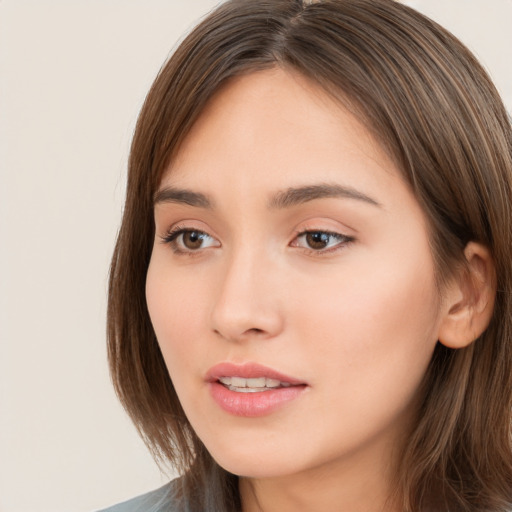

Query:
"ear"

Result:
[[438, 242, 496, 349]]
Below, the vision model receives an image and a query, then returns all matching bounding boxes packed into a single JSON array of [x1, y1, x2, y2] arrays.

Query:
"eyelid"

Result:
[[158, 220, 216, 243], [290, 227, 355, 254], [160, 223, 221, 254]]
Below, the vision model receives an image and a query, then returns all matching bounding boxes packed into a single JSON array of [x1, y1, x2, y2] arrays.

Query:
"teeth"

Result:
[[231, 376, 247, 388], [218, 376, 289, 391], [247, 377, 266, 388], [265, 378, 281, 388]]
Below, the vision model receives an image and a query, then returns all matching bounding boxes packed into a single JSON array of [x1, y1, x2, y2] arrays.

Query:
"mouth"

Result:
[[206, 361, 305, 389], [217, 376, 293, 393], [206, 362, 307, 417]]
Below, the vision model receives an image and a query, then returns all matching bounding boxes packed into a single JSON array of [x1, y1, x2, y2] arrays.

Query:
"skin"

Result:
[[146, 68, 449, 512]]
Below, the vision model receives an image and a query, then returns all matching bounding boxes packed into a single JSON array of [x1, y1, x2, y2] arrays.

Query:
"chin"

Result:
[[202, 440, 291, 478], [214, 457, 294, 479]]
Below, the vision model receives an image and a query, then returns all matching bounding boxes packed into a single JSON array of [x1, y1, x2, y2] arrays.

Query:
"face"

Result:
[[146, 69, 444, 483]]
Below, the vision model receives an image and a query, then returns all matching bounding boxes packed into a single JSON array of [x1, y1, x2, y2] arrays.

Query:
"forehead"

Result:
[[163, 69, 399, 194]]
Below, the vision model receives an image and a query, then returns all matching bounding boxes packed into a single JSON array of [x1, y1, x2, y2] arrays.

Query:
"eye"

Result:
[[291, 230, 353, 252], [161, 227, 220, 254]]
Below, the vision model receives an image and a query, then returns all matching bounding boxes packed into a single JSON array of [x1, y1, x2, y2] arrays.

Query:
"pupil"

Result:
[[307, 232, 329, 249], [184, 231, 203, 249]]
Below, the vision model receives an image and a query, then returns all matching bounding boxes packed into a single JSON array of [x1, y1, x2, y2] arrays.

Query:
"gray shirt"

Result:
[[97, 480, 178, 512]]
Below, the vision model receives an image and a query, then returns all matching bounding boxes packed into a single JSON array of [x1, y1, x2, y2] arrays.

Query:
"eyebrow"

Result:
[[268, 183, 381, 209], [153, 183, 381, 210], [153, 187, 213, 208]]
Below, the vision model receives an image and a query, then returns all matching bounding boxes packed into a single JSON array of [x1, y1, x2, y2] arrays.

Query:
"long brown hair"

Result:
[[107, 1, 512, 510]]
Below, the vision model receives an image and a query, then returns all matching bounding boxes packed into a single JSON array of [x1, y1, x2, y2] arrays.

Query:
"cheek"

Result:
[[291, 249, 441, 411], [296, 246, 438, 335], [145, 256, 210, 373]]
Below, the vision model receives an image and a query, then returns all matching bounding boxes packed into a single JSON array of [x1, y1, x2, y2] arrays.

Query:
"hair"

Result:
[[107, 0, 512, 510]]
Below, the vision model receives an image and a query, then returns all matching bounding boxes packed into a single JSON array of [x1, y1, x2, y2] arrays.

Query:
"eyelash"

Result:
[[291, 229, 355, 255], [160, 225, 219, 255], [160, 226, 354, 256]]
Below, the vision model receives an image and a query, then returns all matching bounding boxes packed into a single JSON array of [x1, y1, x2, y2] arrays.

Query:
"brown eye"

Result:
[[292, 230, 353, 253], [182, 230, 205, 250], [163, 228, 221, 253], [305, 232, 331, 250]]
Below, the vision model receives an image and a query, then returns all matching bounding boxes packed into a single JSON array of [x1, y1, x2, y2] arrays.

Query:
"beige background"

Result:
[[1, 1, 511, 511]]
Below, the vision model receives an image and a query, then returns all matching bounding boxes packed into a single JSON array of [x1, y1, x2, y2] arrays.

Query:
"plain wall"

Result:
[[0, 1, 510, 511]]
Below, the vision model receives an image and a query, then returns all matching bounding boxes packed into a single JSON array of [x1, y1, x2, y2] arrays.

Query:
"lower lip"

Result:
[[209, 382, 306, 417]]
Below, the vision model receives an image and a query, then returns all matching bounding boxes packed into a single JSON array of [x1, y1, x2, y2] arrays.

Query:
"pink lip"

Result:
[[206, 362, 304, 384], [206, 362, 307, 417]]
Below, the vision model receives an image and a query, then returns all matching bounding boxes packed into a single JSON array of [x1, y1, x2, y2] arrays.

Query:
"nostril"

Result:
[[247, 328, 264, 334], [213, 326, 266, 341]]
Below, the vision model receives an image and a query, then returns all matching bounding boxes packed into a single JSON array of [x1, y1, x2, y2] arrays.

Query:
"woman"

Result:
[[103, 0, 512, 510]]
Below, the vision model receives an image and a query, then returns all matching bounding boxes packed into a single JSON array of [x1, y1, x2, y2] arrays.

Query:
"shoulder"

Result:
[[96, 479, 181, 512]]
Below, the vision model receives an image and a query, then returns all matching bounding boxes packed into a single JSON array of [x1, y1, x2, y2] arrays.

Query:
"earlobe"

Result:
[[437, 242, 496, 349]]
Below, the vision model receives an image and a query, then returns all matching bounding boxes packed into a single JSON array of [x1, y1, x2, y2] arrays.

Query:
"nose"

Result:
[[210, 246, 284, 343]]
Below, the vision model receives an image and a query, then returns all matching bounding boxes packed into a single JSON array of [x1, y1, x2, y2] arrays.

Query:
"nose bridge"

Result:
[[211, 241, 283, 341]]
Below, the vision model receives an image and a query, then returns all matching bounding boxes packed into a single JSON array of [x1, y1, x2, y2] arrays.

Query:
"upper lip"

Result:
[[206, 362, 305, 385]]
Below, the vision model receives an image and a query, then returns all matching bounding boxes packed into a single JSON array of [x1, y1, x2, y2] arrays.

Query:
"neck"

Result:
[[239, 446, 400, 512]]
